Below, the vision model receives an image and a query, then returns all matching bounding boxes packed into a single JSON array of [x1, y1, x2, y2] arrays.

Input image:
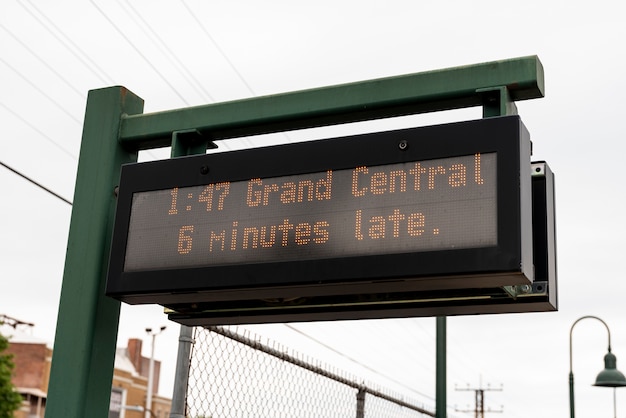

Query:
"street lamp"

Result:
[[145, 326, 166, 418], [569, 315, 626, 418]]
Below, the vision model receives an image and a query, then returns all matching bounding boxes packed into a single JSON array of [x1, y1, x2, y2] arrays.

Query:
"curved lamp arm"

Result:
[[569, 315, 614, 418], [569, 315, 612, 374]]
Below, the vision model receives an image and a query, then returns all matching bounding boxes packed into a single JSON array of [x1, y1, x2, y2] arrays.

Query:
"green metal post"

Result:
[[171, 130, 211, 156], [435, 316, 447, 418], [45, 87, 144, 418], [479, 86, 518, 118], [569, 372, 575, 418], [169, 126, 210, 418], [435, 84, 516, 418]]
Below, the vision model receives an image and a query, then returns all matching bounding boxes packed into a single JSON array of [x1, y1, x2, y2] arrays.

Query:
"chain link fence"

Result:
[[184, 325, 435, 418]]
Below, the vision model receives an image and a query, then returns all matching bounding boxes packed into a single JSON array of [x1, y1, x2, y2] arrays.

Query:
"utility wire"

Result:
[[0, 56, 81, 124], [90, 0, 191, 106], [16, 0, 113, 85], [0, 102, 77, 160], [120, 0, 216, 103], [0, 160, 72, 206], [181, 0, 291, 149], [180, 0, 257, 96], [0, 22, 85, 98]]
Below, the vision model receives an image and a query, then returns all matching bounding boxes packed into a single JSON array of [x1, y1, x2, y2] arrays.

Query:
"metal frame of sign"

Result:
[[107, 115, 533, 306]]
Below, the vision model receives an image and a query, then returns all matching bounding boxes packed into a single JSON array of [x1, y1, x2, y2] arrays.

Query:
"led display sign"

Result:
[[124, 152, 496, 271], [106, 116, 533, 306]]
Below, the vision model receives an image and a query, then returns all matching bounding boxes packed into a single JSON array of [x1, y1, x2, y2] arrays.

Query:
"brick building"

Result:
[[111, 338, 172, 418], [2, 325, 171, 418], [4, 331, 50, 418]]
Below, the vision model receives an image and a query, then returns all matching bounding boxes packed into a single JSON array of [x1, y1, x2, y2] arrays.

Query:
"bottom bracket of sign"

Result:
[[166, 281, 554, 326]]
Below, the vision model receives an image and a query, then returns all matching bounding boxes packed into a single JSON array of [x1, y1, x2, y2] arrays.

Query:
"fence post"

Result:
[[436, 317, 447, 418], [170, 325, 194, 418], [355, 388, 366, 418]]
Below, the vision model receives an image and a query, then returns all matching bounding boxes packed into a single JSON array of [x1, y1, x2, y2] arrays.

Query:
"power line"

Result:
[[181, 0, 257, 96], [0, 21, 85, 98], [0, 160, 72, 206], [0, 56, 81, 124], [181, 1, 301, 151], [0, 102, 77, 160], [119, 0, 216, 103], [89, 0, 191, 106], [18, 0, 114, 85]]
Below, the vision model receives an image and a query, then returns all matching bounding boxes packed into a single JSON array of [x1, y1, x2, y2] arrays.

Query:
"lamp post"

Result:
[[569, 316, 626, 418], [145, 326, 166, 418]]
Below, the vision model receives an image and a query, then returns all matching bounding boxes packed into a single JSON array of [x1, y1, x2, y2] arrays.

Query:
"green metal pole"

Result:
[[568, 316, 614, 418], [45, 87, 144, 418], [169, 127, 210, 418], [435, 84, 517, 418], [569, 371, 575, 418], [435, 316, 447, 418], [479, 86, 518, 118]]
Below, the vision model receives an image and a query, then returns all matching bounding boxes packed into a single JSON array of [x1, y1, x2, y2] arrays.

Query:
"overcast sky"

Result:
[[2, 1, 626, 417]]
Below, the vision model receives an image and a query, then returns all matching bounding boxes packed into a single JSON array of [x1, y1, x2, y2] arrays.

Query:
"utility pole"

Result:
[[455, 380, 503, 418]]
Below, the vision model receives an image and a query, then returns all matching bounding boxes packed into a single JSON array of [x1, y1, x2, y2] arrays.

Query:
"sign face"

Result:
[[107, 116, 533, 306], [125, 153, 497, 272]]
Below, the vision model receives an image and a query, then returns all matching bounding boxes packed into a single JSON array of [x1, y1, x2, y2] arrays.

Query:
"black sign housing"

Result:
[[106, 116, 533, 307]]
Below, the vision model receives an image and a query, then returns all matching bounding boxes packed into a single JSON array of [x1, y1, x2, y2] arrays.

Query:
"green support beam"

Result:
[[119, 55, 543, 149], [45, 87, 144, 418]]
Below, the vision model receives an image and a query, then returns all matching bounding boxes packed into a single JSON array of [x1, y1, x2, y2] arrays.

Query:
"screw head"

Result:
[[200, 165, 209, 175], [398, 140, 408, 150]]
